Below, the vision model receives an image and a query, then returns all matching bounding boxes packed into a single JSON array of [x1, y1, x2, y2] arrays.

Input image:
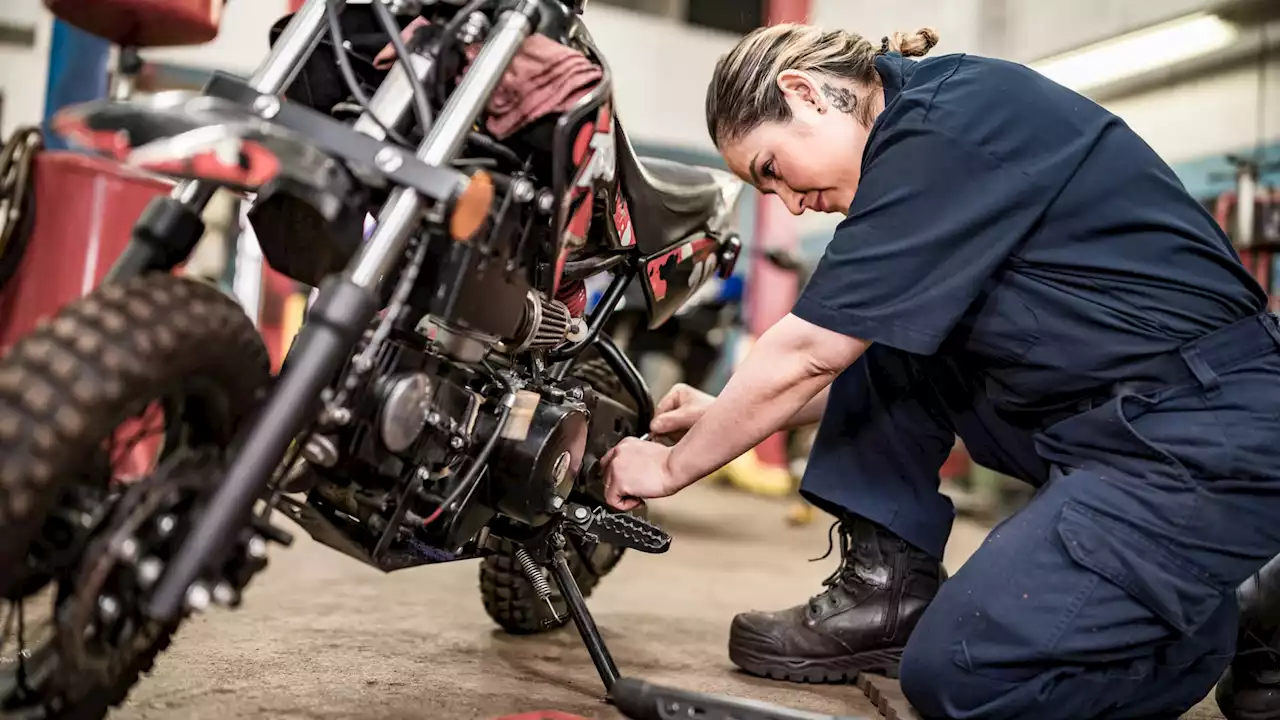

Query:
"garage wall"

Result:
[[1107, 53, 1279, 163], [142, 0, 289, 79], [811, 0, 985, 55], [0, 0, 53, 139], [1002, 0, 1217, 62]]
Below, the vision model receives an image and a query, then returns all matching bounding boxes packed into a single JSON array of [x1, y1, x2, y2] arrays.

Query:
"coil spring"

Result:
[[514, 547, 553, 602], [0, 127, 41, 291]]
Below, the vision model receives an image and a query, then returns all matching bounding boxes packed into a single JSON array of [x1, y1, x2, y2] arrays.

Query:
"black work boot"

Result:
[[1218, 555, 1280, 720], [728, 515, 944, 683]]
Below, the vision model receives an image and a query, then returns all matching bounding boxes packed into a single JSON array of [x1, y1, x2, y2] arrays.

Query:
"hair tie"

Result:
[[879, 36, 891, 55]]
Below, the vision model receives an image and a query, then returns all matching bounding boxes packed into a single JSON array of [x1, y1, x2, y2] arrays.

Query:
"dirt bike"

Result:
[[0, 0, 744, 716]]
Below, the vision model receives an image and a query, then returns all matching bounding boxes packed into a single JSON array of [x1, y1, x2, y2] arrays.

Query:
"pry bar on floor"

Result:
[[609, 678, 872, 720]]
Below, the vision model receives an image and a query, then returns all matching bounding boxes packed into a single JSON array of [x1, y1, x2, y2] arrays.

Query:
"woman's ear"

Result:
[[776, 70, 825, 114]]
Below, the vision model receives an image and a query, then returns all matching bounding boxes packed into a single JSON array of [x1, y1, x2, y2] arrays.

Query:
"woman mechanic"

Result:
[[601, 23, 1280, 720]]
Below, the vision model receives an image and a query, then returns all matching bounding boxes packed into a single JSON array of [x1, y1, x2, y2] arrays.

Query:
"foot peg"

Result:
[[563, 503, 671, 554]]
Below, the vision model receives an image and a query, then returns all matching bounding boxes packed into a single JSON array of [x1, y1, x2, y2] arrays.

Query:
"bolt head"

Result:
[[374, 147, 404, 174], [246, 536, 268, 560], [536, 190, 555, 214], [185, 583, 211, 612], [156, 514, 176, 537], [212, 582, 237, 606], [252, 95, 280, 119], [97, 595, 120, 623], [137, 557, 163, 587], [573, 506, 589, 520], [512, 178, 536, 203], [450, 436, 465, 449], [116, 536, 139, 563]]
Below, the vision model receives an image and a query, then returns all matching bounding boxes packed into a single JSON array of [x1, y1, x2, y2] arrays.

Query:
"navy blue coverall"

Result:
[[793, 52, 1280, 719]]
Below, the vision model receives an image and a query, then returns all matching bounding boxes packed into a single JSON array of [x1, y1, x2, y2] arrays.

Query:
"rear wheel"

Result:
[[0, 274, 270, 718], [479, 352, 642, 634]]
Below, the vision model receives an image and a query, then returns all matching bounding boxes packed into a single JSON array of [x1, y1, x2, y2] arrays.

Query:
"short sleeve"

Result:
[[792, 124, 1055, 355]]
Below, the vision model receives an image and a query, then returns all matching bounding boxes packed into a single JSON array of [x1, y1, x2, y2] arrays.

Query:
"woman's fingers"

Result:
[[614, 496, 643, 512], [654, 383, 694, 416], [600, 443, 619, 469], [650, 405, 701, 435], [605, 468, 638, 510]]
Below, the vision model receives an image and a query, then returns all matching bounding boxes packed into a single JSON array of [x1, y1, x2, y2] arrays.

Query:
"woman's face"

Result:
[[719, 71, 879, 216]]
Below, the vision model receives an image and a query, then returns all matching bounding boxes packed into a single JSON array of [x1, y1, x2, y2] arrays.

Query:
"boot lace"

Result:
[[807, 520, 862, 611]]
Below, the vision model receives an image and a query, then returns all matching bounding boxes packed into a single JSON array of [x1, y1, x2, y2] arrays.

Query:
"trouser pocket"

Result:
[[1056, 499, 1227, 637]]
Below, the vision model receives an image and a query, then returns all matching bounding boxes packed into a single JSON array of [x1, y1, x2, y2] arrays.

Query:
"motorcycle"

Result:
[[0, 0, 744, 716]]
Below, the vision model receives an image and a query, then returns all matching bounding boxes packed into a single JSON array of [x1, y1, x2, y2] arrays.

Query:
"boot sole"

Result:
[[729, 644, 903, 683]]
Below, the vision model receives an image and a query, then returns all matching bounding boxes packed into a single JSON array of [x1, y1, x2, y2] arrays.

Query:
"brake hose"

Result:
[[0, 127, 42, 292]]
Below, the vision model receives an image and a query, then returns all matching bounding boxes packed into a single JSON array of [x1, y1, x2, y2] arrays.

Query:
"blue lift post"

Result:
[[42, 18, 111, 150]]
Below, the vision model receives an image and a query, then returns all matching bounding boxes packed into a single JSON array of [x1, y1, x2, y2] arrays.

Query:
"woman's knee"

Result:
[[899, 628, 959, 717], [898, 598, 1031, 719]]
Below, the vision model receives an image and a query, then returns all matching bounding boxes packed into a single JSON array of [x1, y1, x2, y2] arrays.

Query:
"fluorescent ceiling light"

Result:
[[1030, 12, 1238, 92]]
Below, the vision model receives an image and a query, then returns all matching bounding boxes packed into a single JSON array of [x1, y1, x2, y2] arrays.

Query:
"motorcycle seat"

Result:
[[615, 122, 742, 255]]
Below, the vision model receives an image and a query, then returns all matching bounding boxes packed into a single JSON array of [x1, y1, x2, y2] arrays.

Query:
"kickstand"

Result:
[[546, 533, 620, 691]]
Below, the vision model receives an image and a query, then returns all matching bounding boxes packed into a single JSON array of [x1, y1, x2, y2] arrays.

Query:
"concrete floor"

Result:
[[109, 482, 1227, 720]]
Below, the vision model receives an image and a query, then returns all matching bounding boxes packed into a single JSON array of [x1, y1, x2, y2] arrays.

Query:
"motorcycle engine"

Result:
[[289, 282, 620, 566]]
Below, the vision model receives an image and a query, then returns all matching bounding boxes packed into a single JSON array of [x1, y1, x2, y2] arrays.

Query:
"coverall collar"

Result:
[[874, 52, 915, 108]]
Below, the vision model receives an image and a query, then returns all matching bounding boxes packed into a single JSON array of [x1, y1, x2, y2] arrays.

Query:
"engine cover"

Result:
[[488, 400, 587, 525]]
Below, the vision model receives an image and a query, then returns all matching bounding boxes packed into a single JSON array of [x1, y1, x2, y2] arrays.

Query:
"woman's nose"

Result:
[[782, 191, 805, 216]]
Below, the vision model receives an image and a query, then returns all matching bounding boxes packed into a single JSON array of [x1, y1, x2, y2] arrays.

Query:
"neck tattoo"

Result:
[[821, 83, 857, 114]]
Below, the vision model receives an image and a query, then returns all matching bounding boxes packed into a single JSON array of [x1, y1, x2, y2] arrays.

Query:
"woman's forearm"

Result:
[[788, 386, 830, 428], [664, 315, 868, 489]]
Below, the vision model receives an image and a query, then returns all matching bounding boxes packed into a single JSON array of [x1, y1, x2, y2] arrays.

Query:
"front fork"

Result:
[[146, 0, 545, 621]]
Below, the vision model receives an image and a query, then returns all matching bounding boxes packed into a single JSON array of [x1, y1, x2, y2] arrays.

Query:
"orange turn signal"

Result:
[[450, 171, 494, 242]]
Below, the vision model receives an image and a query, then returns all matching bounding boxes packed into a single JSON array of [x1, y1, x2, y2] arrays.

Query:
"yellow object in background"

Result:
[[707, 449, 794, 497], [785, 501, 815, 526], [281, 287, 309, 355]]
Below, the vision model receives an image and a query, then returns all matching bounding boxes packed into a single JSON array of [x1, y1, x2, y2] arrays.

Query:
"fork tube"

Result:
[[107, 0, 339, 280], [175, 0, 336, 213], [348, 1, 539, 289], [251, 0, 335, 95], [147, 0, 542, 622]]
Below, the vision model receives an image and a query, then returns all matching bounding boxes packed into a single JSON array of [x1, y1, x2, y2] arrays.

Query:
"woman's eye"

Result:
[[762, 160, 777, 179]]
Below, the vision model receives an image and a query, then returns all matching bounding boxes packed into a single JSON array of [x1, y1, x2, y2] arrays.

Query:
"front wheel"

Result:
[[0, 274, 270, 718]]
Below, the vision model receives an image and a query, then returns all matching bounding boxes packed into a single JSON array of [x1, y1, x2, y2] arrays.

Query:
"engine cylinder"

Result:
[[510, 291, 572, 352]]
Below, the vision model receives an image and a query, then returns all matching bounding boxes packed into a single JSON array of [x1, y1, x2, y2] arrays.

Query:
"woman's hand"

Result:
[[650, 383, 715, 440], [601, 437, 683, 511]]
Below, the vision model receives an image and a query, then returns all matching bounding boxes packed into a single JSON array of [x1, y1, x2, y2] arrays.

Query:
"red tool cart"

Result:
[[0, 151, 170, 351]]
